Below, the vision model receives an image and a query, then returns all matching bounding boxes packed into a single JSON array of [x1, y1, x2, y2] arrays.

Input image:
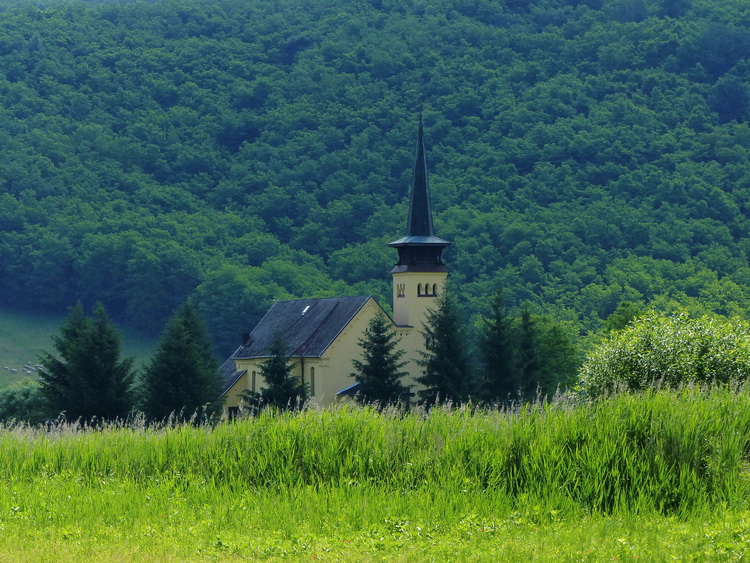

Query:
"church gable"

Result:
[[235, 296, 372, 359], [220, 296, 374, 398], [221, 296, 386, 407]]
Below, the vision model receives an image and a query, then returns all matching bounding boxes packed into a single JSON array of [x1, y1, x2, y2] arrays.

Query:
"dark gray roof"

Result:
[[218, 358, 246, 397], [220, 296, 376, 395], [336, 381, 362, 397], [389, 235, 451, 247], [233, 296, 373, 360]]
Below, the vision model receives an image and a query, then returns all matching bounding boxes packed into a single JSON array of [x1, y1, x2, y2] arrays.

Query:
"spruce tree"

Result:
[[479, 303, 579, 403], [140, 301, 223, 422], [479, 291, 520, 403], [350, 312, 410, 406], [38, 302, 135, 421], [257, 335, 307, 410], [417, 289, 473, 405], [531, 316, 578, 396], [515, 308, 541, 400]]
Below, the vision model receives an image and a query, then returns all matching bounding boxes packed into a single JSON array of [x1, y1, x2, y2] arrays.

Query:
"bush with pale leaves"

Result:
[[578, 313, 750, 398]]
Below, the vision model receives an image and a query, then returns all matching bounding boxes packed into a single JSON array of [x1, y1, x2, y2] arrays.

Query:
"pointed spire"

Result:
[[389, 112, 450, 270], [406, 112, 434, 237]]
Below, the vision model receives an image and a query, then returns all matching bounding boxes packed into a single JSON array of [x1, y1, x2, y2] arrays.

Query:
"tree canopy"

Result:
[[417, 289, 474, 405], [253, 336, 308, 410], [0, 0, 748, 358], [578, 312, 750, 397]]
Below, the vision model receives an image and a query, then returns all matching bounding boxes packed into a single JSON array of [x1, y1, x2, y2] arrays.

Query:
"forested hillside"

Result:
[[1, 0, 749, 355]]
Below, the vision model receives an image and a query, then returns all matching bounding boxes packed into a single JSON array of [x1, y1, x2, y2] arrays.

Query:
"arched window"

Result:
[[310, 367, 315, 396], [417, 283, 423, 296], [432, 283, 438, 296], [251, 371, 257, 392]]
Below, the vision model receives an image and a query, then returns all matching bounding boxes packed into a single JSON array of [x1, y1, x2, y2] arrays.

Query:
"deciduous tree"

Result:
[[579, 313, 750, 398]]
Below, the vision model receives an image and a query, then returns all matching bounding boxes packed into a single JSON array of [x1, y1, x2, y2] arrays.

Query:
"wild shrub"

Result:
[[578, 313, 750, 398]]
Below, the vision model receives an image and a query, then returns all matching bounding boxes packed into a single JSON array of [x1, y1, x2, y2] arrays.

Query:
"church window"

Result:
[[433, 283, 438, 295], [251, 370, 257, 392], [417, 283, 423, 296], [310, 367, 315, 396]]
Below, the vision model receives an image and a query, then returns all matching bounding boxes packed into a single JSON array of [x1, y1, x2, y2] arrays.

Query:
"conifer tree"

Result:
[[350, 312, 410, 406], [479, 291, 520, 402], [417, 289, 473, 405], [38, 302, 135, 421], [515, 308, 541, 399], [479, 299, 579, 404], [140, 301, 223, 422], [257, 335, 307, 410]]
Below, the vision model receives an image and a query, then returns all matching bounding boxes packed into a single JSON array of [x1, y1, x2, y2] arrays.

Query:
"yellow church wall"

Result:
[[395, 325, 424, 393], [314, 297, 383, 403], [224, 358, 305, 411], [223, 297, 385, 410], [392, 270, 447, 328], [391, 269, 448, 399]]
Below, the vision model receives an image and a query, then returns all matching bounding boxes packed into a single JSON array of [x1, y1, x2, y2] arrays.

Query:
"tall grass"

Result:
[[0, 385, 748, 517]]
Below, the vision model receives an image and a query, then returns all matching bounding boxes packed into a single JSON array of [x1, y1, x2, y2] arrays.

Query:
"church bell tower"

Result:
[[389, 114, 451, 328]]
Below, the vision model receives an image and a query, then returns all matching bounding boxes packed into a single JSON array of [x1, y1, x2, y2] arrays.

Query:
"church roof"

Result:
[[388, 234, 451, 247], [232, 296, 372, 360], [220, 296, 374, 394]]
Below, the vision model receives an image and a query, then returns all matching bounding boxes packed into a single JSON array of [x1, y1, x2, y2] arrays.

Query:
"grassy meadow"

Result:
[[0, 307, 156, 387], [0, 387, 748, 560]]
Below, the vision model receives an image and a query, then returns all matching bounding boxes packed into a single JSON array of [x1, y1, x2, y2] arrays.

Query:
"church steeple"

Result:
[[389, 113, 451, 271], [389, 114, 450, 328], [406, 113, 433, 237]]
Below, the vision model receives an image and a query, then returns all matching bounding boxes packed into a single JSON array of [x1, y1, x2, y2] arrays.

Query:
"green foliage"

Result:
[[479, 293, 579, 403], [255, 336, 307, 410], [478, 291, 519, 401], [0, 0, 749, 354], [0, 379, 45, 423], [417, 289, 474, 404], [350, 311, 410, 406], [578, 312, 750, 397], [139, 301, 223, 422], [38, 302, 135, 421], [602, 300, 643, 332]]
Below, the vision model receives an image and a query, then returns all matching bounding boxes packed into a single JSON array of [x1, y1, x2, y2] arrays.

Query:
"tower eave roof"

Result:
[[388, 235, 451, 247]]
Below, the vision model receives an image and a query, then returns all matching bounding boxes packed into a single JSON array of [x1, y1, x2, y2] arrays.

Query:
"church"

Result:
[[219, 115, 450, 413]]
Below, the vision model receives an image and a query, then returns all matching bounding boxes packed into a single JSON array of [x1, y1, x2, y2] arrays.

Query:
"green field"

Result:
[[0, 387, 748, 561], [0, 307, 156, 387]]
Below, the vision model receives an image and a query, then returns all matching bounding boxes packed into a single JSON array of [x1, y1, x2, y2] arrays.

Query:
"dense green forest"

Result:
[[1, 0, 749, 356]]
